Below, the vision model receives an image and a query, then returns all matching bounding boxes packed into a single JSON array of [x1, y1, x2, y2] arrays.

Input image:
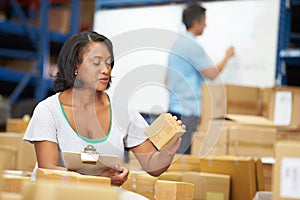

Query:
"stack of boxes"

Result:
[[191, 83, 300, 199], [2, 83, 300, 200]]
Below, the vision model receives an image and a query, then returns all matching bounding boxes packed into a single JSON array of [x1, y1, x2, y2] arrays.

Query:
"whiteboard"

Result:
[[93, 0, 279, 114]]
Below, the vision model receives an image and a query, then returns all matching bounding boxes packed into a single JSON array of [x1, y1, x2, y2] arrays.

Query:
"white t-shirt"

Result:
[[24, 92, 148, 174]]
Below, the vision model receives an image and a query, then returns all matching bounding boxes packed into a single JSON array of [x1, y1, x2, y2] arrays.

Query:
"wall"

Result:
[[93, 0, 279, 114]]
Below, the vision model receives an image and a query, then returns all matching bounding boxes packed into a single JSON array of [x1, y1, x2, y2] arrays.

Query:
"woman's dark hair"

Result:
[[53, 31, 114, 92], [182, 3, 206, 30]]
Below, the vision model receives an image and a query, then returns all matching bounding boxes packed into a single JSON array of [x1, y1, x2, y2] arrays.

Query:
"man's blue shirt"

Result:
[[167, 32, 212, 116]]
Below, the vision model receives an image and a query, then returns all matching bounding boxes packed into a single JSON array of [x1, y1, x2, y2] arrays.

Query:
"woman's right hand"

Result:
[[100, 166, 129, 186]]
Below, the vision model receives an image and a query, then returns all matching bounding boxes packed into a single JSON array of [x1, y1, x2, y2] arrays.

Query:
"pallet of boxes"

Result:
[[191, 83, 300, 200], [0, 115, 35, 199]]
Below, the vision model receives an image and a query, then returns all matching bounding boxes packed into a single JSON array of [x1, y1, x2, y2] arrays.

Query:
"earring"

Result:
[[74, 70, 78, 76]]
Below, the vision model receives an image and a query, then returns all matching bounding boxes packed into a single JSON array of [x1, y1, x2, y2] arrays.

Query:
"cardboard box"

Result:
[[228, 125, 277, 157], [6, 118, 29, 133], [195, 116, 276, 158], [0, 133, 36, 171], [201, 84, 263, 123], [277, 129, 300, 141], [155, 180, 194, 200], [158, 171, 183, 182], [191, 120, 228, 157], [36, 168, 111, 187], [0, 146, 17, 170], [1, 192, 23, 200], [144, 113, 186, 150], [261, 157, 275, 191], [48, 7, 70, 33], [168, 154, 201, 172], [202, 84, 300, 130], [2, 172, 30, 194], [182, 171, 230, 200], [1, 150, 11, 196], [272, 141, 300, 200], [226, 84, 262, 116], [201, 83, 227, 122], [22, 181, 119, 200], [199, 156, 264, 200], [121, 170, 158, 200]]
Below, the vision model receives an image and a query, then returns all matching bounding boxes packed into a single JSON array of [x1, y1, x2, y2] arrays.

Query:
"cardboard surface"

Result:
[[36, 168, 111, 187], [122, 171, 158, 200], [182, 172, 230, 200], [199, 156, 262, 200], [192, 123, 228, 157], [6, 119, 29, 133], [201, 84, 263, 123], [0, 133, 36, 171], [228, 125, 277, 157], [272, 141, 300, 200], [168, 154, 201, 172], [22, 181, 119, 200], [144, 113, 185, 150], [155, 180, 194, 200]]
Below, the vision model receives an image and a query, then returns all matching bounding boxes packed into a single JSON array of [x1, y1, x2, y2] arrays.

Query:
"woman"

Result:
[[23, 31, 183, 186]]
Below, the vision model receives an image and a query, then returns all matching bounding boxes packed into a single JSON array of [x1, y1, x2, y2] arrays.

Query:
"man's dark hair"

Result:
[[182, 3, 206, 29]]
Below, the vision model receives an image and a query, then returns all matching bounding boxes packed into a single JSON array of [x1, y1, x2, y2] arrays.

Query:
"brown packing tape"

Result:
[[229, 140, 273, 149]]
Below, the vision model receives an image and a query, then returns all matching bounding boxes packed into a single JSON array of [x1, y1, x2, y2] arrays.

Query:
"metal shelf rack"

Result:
[[276, 0, 300, 86], [0, 0, 80, 107]]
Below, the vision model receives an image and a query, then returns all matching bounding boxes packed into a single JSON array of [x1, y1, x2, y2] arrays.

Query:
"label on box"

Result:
[[206, 192, 224, 200], [274, 91, 292, 126], [280, 157, 300, 198]]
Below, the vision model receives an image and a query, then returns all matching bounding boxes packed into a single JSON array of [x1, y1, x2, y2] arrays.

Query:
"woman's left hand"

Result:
[[100, 166, 129, 186]]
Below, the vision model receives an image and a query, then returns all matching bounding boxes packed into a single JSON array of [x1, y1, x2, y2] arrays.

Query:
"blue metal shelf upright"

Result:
[[0, 0, 81, 107], [276, 0, 300, 86]]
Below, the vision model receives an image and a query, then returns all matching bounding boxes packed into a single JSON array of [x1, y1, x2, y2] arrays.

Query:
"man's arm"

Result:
[[200, 46, 235, 80]]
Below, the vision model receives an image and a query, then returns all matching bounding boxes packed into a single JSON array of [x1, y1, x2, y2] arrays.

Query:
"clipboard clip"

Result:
[[83, 145, 98, 154]]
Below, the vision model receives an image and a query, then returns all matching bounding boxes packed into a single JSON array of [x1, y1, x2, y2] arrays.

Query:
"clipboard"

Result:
[[62, 145, 120, 175]]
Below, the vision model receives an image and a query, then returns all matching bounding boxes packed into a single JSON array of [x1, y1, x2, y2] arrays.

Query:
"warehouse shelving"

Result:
[[276, 0, 300, 86], [96, 0, 188, 9], [0, 0, 80, 107]]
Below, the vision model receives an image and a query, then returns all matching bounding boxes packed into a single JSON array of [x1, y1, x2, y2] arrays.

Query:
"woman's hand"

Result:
[[173, 115, 186, 130], [100, 166, 129, 186], [158, 115, 185, 155]]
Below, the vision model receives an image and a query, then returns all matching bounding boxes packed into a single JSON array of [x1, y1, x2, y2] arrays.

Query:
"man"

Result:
[[166, 3, 235, 154]]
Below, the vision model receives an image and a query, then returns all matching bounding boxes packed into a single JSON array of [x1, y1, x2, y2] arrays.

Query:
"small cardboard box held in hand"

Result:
[[144, 113, 186, 150]]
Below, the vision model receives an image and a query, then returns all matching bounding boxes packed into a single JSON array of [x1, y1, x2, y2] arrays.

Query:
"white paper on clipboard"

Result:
[[62, 151, 120, 176]]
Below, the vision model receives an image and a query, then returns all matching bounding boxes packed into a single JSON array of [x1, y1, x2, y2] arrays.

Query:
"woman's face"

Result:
[[77, 42, 112, 91]]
